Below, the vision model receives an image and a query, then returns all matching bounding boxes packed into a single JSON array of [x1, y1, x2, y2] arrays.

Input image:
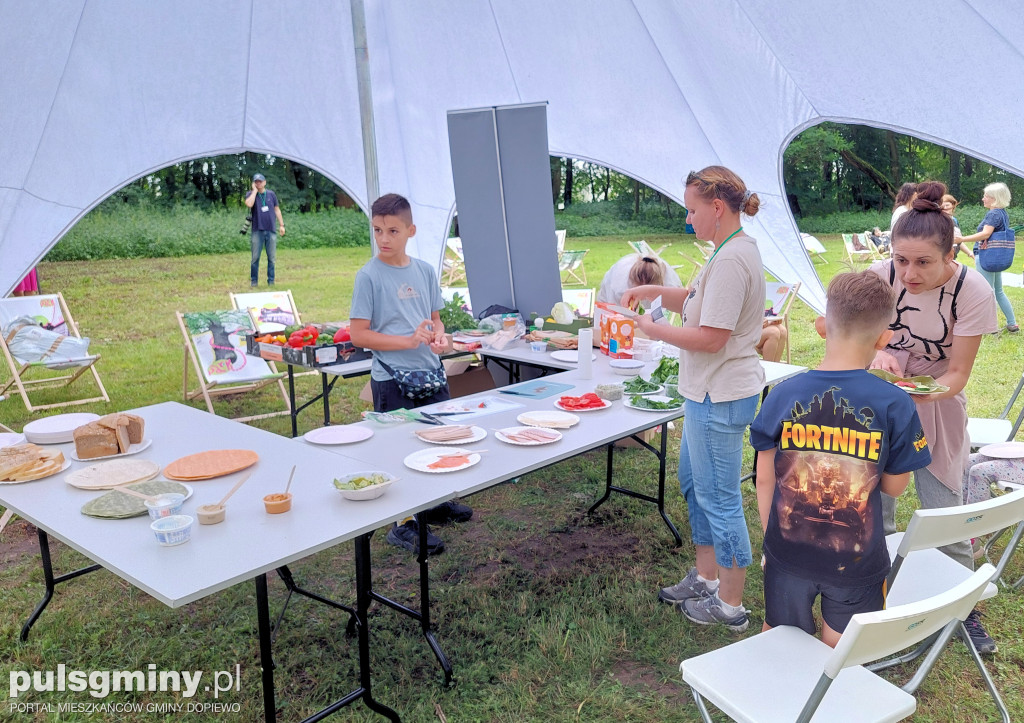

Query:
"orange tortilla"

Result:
[[164, 449, 259, 480]]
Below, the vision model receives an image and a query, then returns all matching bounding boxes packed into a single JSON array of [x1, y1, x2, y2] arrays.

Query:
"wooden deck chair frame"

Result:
[[764, 280, 801, 363], [863, 229, 891, 259], [443, 237, 466, 286], [0, 292, 110, 412], [842, 233, 882, 264], [229, 289, 317, 379], [177, 311, 290, 423], [866, 490, 1024, 723], [692, 240, 713, 261], [681, 565, 994, 723], [558, 248, 589, 286], [676, 251, 704, 287], [555, 229, 567, 255], [801, 233, 830, 264]]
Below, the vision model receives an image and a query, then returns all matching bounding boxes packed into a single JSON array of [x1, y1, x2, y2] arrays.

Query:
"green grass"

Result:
[[1, 236, 1023, 722]]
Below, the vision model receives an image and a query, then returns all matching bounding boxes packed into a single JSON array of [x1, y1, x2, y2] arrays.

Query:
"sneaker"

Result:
[[964, 608, 997, 655], [658, 567, 714, 605], [680, 594, 750, 633], [1007, 325, 1020, 333], [386, 520, 445, 556], [250, 282, 257, 288], [419, 500, 473, 525]]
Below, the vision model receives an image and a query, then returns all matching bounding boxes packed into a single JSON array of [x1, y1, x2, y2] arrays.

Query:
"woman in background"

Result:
[[889, 182, 918, 232], [596, 254, 682, 305], [942, 194, 974, 261], [959, 182, 1016, 332]]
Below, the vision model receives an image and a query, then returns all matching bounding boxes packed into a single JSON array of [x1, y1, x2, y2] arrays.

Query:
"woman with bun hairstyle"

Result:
[[870, 180, 999, 653], [596, 253, 682, 306], [623, 166, 765, 633], [959, 182, 1016, 332]]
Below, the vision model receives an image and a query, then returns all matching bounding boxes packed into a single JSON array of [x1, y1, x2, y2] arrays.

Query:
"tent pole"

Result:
[[350, 0, 379, 252]]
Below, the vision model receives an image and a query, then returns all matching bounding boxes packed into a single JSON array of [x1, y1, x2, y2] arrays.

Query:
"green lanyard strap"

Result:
[[707, 227, 743, 264]]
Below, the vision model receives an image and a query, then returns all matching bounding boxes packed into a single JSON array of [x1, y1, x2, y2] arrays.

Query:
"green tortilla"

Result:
[[81, 480, 189, 519]]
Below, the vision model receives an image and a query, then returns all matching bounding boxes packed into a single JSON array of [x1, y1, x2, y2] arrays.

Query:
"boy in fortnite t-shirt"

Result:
[[749, 270, 931, 646]]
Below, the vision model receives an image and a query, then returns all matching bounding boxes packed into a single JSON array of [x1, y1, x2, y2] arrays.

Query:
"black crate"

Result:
[[245, 334, 372, 369]]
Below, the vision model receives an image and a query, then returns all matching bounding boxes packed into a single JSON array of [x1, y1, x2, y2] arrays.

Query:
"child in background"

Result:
[[349, 193, 472, 556], [749, 271, 931, 646]]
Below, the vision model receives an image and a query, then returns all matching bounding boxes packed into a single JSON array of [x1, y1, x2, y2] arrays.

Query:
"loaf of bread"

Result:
[[73, 412, 146, 459]]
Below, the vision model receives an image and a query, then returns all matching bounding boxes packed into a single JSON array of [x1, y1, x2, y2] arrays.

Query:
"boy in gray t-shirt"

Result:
[[350, 193, 472, 554]]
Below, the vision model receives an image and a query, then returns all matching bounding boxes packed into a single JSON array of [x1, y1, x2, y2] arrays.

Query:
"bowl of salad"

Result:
[[332, 471, 397, 501]]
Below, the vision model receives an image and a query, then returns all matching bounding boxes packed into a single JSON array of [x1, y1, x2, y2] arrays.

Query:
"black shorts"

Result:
[[763, 562, 885, 635]]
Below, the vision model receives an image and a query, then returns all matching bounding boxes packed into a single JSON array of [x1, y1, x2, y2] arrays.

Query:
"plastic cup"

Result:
[[530, 341, 546, 352]]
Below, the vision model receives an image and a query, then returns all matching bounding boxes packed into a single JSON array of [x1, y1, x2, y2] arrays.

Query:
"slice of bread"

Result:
[[73, 422, 119, 459]]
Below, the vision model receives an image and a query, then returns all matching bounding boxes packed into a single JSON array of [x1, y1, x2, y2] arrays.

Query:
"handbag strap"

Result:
[[373, 356, 444, 377]]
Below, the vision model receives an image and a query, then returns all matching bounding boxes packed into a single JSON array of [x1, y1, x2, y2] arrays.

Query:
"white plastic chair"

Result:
[[967, 370, 1024, 449], [872, 489, 1024, 723], [680, 564, 995, 723], [982, 481, 1024, 590]]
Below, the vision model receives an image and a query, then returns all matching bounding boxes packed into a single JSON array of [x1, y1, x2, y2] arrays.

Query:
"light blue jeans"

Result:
[[678, 392, 760, 569], [250, 230, 277, 285], [976, 265, 1016, 326]]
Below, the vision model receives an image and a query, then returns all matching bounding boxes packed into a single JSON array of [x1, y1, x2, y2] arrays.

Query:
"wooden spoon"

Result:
[[114, 486, 163, 503], [284, 465, 297, 496], [216, 470, 254, 508]]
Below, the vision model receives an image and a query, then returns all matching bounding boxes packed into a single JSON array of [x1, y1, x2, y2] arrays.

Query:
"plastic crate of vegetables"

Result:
[[245, 323, 372, 368]]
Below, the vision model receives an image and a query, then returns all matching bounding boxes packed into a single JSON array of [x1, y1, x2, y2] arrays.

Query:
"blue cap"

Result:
[[253, 173, 266, 182]]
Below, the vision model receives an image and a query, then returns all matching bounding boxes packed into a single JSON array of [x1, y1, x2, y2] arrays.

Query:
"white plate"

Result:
[[516, 410, 580, 429], [0, 432, 26, 449], [304, 425, 374, 445], [0, 459, 71, 485], [978, 441, 1024, 459], [550, 350, 597, 363], [609, 359, 645, 375], [495, 426, 563, 446], [622, 394, 684, 412], [69, 438, 153, 462], [554, 398, 612, 412], [23, 413, 100, 444], [414, 425, 487, 445], [621, 382, 664, 396], [404, 447, 481, 473]]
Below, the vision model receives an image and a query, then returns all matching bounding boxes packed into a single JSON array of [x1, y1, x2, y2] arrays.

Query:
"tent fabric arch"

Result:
[[4, 0, 1024, 313]]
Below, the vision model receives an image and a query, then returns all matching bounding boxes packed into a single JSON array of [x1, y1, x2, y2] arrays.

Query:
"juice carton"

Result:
[[607, 314, 634, 359]]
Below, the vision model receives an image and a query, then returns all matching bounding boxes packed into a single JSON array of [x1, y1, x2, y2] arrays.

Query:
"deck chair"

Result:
[[443, 237, 466, 286], [676, 251, 704, 286], [558, 248, 589, 286], [764, 281, 801, 363], [230, 289, 317, 379], [868, 490, 1024, 723], [0, 293, 109, 412], [561, 288, 595, 317], [555, 229, 567, 255], [681, 564, 994, 723], [842, 233, 883, 264], [802, 233, 829, 264], [178, 310, 290, 423], [693, 240, 714, 261], [967, 368, 1024, 449]]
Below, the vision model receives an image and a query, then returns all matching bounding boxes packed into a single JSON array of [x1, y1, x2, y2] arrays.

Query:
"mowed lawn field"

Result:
[[1, 234, 1023, 722]]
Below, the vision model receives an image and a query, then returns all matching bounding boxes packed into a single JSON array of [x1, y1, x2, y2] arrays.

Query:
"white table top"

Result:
[[0, 402, 460, 607]]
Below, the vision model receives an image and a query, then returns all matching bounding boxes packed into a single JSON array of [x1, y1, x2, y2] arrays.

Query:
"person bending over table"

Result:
[[596, 254, 682, 306], [869, 180, 999, 654], [349, 193, 472, 557], [622, 165, 765, 633]]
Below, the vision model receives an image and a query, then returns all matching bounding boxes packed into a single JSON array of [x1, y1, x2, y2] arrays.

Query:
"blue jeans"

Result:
[[250, 230, 277, 285], [678, 393, 759, 568], [976, 265, 1016, 326]]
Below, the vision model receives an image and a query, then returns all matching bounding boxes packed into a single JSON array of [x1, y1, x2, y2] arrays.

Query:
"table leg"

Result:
[[21, 528, 101, 641], [321, 372, 331, 427], [288, 365, 298, 438], [254, 574, 277, 721]]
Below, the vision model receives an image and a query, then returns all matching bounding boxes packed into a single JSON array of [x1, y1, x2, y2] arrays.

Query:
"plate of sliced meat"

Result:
[[404, 448, 481, 473], [414, 425, 486, 445], [494, 426, 563, 446]]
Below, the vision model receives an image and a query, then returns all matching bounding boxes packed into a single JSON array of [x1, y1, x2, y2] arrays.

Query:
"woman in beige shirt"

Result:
[[623, 166, 765, 633]]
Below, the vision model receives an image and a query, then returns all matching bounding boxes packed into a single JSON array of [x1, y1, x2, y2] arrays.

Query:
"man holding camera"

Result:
[[244, 173, 285, 287]]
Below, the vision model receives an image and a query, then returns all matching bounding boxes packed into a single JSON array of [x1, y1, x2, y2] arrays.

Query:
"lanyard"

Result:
[[707, 226, 743, 264], [257, 191, 266, 208]]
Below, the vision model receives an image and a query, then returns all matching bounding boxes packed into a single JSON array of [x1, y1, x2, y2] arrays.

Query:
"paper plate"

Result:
[[304, 425, 374, 445], [0, 459, 70, 485], [65, 458, 161, 490], [0, 432, 26, 449], [978, 441, 1024, 459], [70, 438, 153, 462], [495, 426, 563, 446], [81, 481, 193, 519], [554, 398, 612, 412], [867, 369, 949, 395], [23, 413, 100, 444], [516, 410, 580, 429], [621, 382, 664, 396], [550, 350, 597, 363], [404, 447, 481, 473], [414, 425, 487, 445], [623, 394, 684, 412]]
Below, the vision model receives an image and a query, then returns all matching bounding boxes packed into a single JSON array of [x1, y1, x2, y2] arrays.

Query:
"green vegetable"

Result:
[[623, 376, 660, 394], [650, 356, 680, 384], [333, 473, 391, 490], [316, 333, 334, 344], [628, 394, 682, 410], [438, 292, 477, 332], [283, 324, 303, 336]]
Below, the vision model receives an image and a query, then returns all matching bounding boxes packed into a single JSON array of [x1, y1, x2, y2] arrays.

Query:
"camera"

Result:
[[239, 214, 252, 235]]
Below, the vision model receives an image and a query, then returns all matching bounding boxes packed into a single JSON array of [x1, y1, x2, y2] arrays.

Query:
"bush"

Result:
[[45, 205, 370, 262], [798, 205, 1024, 235], [555, 199, 690, 237]]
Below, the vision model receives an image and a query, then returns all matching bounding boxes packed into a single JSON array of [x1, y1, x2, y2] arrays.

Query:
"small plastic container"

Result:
[[595, 383, 624, 401], [530, 341, 546, 352], [150, 515, 194, 546], [196, 504, 226, 525], [263, 492, 293, 514], [144, 493, 185, 520]]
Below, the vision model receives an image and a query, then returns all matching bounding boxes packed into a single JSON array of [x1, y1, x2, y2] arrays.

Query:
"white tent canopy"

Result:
[[4, 1, 1024, 311]]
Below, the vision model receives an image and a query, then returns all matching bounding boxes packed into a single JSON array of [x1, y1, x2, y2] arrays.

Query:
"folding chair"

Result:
[[0, 293, 109, 412], [869, 489, 1024, 723], [764, 280, 801, 363], [842, 233, 881, 264], [681, 564, 995, 723], [555, 229, 567, 255], [178, 310, 290, 423], [558, 248, 589, 285], [801, 233, 829, 264], [967, 368, 1024, 449], [443, 237, 466, 286], [230, 289, 316, 379]]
